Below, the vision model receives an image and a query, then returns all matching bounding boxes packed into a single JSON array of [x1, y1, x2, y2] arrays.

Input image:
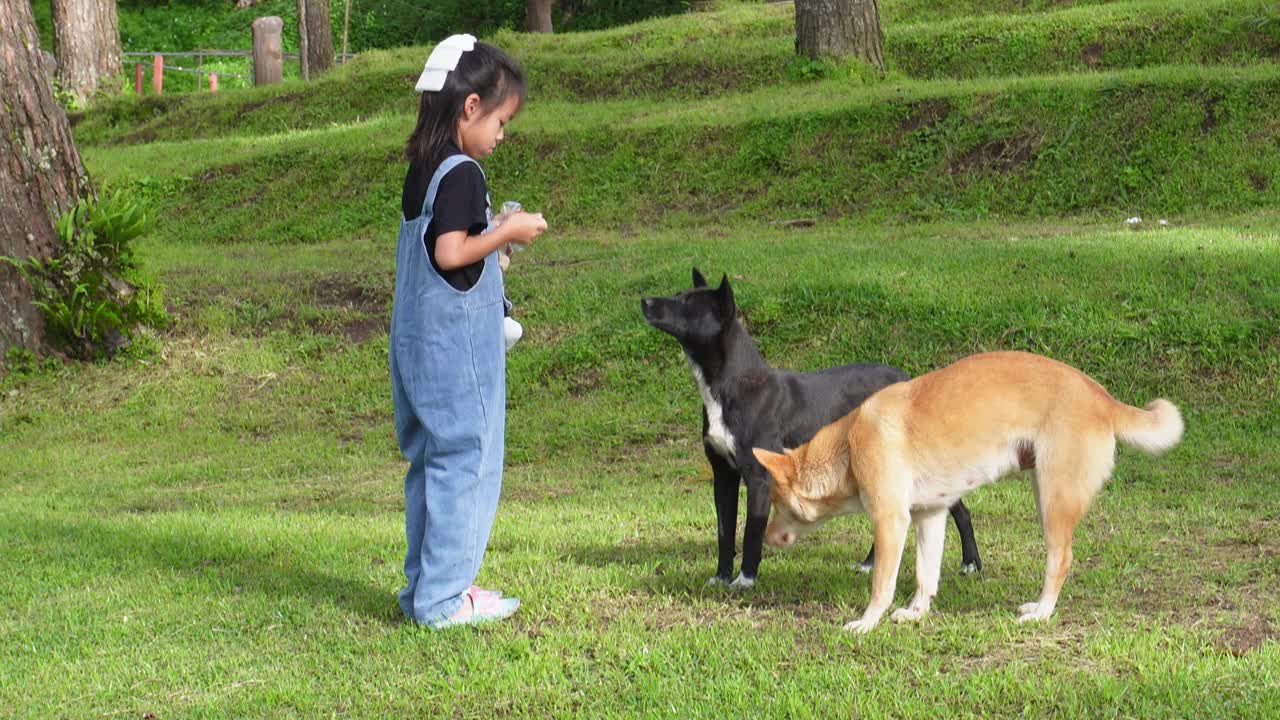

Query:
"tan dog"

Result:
[[752, 351, 1183, 633]]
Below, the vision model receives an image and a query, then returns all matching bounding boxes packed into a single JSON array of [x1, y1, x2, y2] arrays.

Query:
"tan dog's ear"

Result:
[[752, 448, 794, 490]]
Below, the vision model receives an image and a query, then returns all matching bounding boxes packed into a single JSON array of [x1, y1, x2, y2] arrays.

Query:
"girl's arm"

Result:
[[435, 213, 546, 270], [434, 227, 509, 270]]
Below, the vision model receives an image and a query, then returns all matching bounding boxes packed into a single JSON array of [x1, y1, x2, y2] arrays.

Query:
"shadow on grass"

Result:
[[17, 512, 403, 626], [563, 534, 999, 607]]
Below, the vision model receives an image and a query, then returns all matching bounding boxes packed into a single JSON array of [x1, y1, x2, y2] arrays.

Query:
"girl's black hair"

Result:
[[405, 41, 527, 167]]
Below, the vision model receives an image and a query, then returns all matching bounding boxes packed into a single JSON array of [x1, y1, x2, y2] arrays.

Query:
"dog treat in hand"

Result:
[[501, 201, 525, 252]]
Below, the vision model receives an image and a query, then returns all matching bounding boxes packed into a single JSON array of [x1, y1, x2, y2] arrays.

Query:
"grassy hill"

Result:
[[76, 0, 1280, 234], [3, 0, 1279, 717], [78, 0, 1280, 140]]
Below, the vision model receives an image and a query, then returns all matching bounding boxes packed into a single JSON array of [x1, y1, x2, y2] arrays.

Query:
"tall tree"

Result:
[[526, 0, 553, 33], [795, 0, 885, 72], [1, 0, 90, 361], [296, 0, 334, 79], [50, 0, 99, 101], [49, 0, 120, 103], [94, 0, 121, 80]]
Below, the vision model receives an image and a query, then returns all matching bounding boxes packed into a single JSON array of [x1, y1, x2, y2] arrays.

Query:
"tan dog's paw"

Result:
[[843, 617, 879, 634], [1016, 602, 1052, 622], [890, 606, 926, 623]]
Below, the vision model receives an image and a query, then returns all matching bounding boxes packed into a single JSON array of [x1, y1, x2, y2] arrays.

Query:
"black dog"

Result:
[[642, 269, 982, 587]]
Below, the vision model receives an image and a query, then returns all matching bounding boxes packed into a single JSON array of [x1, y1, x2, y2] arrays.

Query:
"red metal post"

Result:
[[152, 54, 163, 95], [209, 73, 219, 93]]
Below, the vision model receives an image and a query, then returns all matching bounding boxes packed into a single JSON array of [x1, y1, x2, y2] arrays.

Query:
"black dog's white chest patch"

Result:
[[690, 364, 737, 466]]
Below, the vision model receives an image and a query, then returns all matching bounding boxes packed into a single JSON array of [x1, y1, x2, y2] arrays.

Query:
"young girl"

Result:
[[391, 34, 547, 628]]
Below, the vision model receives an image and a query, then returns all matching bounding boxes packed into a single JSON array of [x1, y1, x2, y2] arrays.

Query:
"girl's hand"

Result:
[[506, 211, 548, 246]]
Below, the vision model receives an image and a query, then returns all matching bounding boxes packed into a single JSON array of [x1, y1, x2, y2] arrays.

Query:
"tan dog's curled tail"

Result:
[[1113, 398, 1183, 455]]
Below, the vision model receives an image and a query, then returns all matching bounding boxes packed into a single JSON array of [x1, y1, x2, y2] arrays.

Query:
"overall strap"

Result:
[[422, 154, 484, 220]]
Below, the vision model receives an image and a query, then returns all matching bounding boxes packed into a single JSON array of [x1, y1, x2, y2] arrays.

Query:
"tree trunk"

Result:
[[297, 0, 334, 79], [341, 0, 351, 60], [95, 0, 122, 81], [795, 0, 884, 71], [526, 0, 553, 33], [253, 16, 285, 85], [297, 0, 309, 80], [0, 0, 90, 362], [51, 0, 100, 102]]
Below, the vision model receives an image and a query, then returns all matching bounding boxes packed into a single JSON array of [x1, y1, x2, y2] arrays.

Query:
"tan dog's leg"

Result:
[[892, 508, 947, 624], [1018, 435, 1111, 622], [845, 504, 910, 633]]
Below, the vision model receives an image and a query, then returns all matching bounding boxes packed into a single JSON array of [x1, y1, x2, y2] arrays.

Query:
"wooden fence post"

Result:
[[152, 54, 163, 94], [252, 17, 284, 85], [134, 63, 143, 94]]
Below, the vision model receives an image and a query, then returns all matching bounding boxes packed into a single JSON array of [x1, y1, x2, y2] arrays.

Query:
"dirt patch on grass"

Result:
[[899, 98, 953, 134], [1215, 616, 1278, 656], [1081, 42, 1104, 68], [946, 626, 1094, 674], [1201, 93, 1224, 135], [195, 163, 246, 183], [565, 367, 606, 397], [331, 317, 386, 343], [1247, 168, 1271, 193], [306, 275, 390, 342], [337, 409, 385, 447], [949, 133, 1042, 175], [160, 270, 391, 341], [313, 276, 383, 310], [1116, 519, 1280, 653]]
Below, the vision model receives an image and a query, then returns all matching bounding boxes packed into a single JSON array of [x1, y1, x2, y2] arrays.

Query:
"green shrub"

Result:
[[2, 194, 167, 360]]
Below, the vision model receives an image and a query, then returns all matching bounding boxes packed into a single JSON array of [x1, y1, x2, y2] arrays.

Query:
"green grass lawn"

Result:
[[7, 0, 1280, 715], [3, 218, 1278, 717]]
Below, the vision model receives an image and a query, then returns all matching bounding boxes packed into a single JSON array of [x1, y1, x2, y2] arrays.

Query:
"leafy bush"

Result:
[[2, 194, 167, 360]]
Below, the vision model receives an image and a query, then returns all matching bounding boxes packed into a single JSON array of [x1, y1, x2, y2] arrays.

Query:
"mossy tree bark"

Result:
[[49, 0, 119, 102], [296, 0, 334, 79], [0, 0, 90, 362], [527, 0, 553, 33], [95, 0, 122, 82], [795, 0, 885, 72]]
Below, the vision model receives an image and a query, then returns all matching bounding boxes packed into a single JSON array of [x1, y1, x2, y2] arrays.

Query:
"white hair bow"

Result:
[[415, 33, 478, 92]]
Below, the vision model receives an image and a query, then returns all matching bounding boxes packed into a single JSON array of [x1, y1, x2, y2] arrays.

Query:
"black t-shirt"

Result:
[[401, 143, 489, 291]]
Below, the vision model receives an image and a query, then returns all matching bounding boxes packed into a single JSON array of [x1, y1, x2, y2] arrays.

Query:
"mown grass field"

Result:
[[4, 0, 1279, 717]]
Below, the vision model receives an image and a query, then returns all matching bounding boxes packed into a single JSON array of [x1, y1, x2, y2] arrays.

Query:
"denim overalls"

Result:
[[390, 154, 506, 625]]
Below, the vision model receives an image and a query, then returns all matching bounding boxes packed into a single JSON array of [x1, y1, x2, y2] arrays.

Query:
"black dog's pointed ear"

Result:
[[692, 268, 708, 288], [717, 274, 735, 307]]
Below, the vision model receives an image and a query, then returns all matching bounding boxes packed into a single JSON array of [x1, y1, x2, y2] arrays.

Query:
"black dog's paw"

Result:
[[706, 575, 732, 588], [960, 560, 982, 575]]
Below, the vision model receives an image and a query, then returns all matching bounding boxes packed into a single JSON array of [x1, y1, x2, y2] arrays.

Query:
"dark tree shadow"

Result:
[[19, 513, 404, 625]]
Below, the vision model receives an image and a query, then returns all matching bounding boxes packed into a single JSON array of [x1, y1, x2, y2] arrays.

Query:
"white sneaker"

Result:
[[503, 316, 523, 351]]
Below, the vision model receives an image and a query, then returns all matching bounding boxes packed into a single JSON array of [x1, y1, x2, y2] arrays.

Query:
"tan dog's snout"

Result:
[[764, 523, 796, 548]]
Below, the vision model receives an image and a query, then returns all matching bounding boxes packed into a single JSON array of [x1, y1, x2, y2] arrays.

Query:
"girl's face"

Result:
[[456, 93, 521, 159]]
